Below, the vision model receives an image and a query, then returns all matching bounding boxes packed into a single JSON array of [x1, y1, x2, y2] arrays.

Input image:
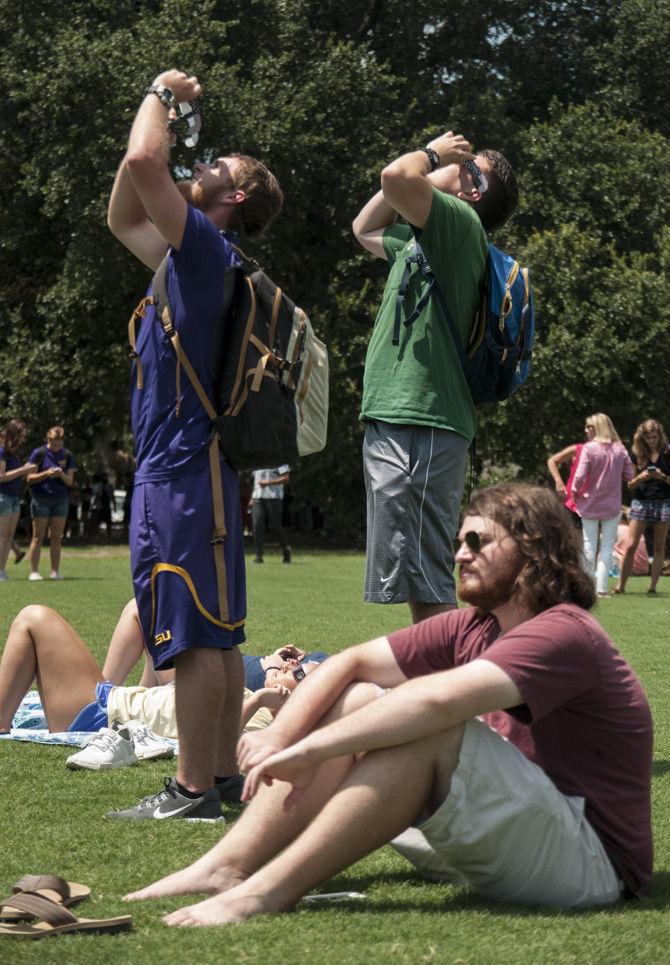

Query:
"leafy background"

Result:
[[1, 0, 668, 537]]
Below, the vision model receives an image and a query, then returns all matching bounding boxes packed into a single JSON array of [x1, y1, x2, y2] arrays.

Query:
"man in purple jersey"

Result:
[[107, 68, 282, 820], [123, 483, 652, 923]]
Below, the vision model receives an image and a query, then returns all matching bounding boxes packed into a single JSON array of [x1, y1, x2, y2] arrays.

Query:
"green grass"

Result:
[[0, 549, 669, 964]]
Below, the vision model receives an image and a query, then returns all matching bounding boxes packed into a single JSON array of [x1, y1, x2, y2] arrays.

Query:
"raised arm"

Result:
[[108, 69, 201, 269], [380, 131, 474, 229], [352, 189, 398, 259]]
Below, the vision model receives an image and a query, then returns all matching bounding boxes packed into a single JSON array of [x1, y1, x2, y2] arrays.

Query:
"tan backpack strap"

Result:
[[208, 436, 229, 622], [268, 285, 282, 349], [128, 296, 153, 389], [160, 307, 217, 422]]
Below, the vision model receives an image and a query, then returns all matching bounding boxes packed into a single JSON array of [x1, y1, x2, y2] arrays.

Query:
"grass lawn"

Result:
[[0, 547, 668, 964]]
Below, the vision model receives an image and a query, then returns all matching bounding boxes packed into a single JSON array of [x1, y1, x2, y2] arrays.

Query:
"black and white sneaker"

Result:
[[107, 777, 224, 822]]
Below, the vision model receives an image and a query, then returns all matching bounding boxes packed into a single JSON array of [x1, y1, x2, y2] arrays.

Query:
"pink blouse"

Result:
[[571, 441, 635, 519]]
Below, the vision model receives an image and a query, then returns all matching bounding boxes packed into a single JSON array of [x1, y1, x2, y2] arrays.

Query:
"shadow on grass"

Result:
[[312, 870, 670, 916], [652, 759, 670, 776]]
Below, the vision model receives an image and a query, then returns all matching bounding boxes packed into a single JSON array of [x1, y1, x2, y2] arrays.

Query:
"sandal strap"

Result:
[[12, 874, 71, 900], [4, 892, 79, 926]]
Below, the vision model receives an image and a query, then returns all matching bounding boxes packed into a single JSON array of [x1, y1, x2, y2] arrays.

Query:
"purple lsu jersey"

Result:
[[28, 446, 76, 497], [0, 447, 23, 496], [129, 205, 246, 665]]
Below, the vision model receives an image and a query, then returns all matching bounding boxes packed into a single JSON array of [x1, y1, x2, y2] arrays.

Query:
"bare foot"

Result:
[[163, 890, 284, 926], [124, 863, 247, 901]]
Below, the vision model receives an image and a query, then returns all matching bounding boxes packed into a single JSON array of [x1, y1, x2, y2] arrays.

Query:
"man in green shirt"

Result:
[[352, 131, 518, 623]]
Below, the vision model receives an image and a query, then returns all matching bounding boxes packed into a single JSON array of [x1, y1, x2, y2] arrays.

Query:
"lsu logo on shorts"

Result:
[[154, 629, 172, 646]]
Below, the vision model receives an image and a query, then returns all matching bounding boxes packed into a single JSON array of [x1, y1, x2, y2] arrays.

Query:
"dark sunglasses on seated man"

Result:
[[453, 531, 482, 555]]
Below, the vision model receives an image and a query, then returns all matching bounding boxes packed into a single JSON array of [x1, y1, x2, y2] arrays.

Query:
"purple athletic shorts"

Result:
[[130, 461, 246, 670]]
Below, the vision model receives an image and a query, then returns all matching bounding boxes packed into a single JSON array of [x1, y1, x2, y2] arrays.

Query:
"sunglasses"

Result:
[[264, 664, 306, 683], [453, 531, 482, 555], [462, 159, 488, 193]]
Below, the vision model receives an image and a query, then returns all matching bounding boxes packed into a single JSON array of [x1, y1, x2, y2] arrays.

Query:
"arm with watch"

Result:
[[352, 131, 475, 257], [108, 69, 202, 269], [379, 131, 475, 230]]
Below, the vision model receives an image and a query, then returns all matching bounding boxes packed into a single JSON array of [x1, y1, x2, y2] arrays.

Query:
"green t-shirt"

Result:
[[360, 188, 487, 442]]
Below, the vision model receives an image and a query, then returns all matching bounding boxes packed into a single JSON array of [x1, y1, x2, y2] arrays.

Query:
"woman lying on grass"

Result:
[[0, 602, 322, 737]]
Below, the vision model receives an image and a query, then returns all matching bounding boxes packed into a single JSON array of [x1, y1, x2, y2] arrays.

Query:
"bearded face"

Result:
[[455, 517, 523, 612]]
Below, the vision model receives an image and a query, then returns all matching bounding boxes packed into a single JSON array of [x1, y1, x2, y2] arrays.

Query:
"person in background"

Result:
[[250, 466, 291, 564], [571, 413, 634, 598], [614, 418, 670, 596], [546, 418, 596, 528], [26, 426, 76, 581], [0, 420, 36, 582], [612, 507, 649, 577]]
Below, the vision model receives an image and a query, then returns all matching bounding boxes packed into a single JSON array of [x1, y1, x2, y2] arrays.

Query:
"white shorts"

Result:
[[391, 718, 623, 908]]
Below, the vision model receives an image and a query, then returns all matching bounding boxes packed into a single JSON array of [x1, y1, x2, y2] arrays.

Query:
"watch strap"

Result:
[[419, 147, 440, 171], [145, 83, 175, 108]]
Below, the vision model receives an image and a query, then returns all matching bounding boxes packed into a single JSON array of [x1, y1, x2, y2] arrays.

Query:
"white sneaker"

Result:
[[123, 720, 175, 761], [66, 726, 138, 770], [28, 572, 43, 581], [50, 571, 63, 580]]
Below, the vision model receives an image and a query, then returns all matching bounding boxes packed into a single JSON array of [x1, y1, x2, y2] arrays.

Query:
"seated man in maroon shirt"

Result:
[[122, 483, 653, 925]]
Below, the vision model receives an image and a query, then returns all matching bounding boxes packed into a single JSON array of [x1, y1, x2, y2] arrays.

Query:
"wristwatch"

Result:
[[419, 146, 440, 171], [145, 83, 175, 108]]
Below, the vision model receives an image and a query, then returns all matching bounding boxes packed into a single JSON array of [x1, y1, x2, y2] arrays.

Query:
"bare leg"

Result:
[[48, 515, 67, 574], [101, 599, 146, 684], [614, 520, 646, 592], [164, 724, 464, 926], [649, 522, 669, 592], [124, 682, 380, 901], [174, 647, 241, 792], [409, 601, 455, 624], [0, 605, 102, 732], [29, 517, 48, 575], [213, 647, 244, 777], [0, 513, 19, 571]]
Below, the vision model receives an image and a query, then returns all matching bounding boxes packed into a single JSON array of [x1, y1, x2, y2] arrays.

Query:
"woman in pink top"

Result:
[[571, 413, 635, 597]]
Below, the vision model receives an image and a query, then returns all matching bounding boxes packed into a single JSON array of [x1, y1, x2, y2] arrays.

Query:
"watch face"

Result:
[[156, 84, 173, 106]]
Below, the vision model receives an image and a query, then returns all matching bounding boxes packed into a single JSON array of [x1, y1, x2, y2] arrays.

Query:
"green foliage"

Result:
[[0, 0, 668, 524]]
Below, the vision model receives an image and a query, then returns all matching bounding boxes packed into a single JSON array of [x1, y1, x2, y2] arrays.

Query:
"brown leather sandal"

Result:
[[0, 891, 131, 939], [0, 875, 91, 924]]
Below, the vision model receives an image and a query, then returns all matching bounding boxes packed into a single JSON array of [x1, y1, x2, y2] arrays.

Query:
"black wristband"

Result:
[[419, 147, 440, 171]]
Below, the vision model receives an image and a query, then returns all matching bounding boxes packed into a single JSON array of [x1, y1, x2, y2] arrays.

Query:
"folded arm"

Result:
[[242, 658, 522, 797], [237, 636, 406, 771]]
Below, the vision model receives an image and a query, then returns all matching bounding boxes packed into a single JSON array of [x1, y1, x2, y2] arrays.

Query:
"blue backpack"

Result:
[[393, 241, 535, 404]]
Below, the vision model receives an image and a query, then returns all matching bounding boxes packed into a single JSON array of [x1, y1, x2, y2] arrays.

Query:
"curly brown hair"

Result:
[[631, 419, 668, 469], [0, 419, 27, 455], [467, 483, 596, 613]]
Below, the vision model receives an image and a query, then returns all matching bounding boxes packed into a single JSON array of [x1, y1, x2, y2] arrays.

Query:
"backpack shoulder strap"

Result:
[[153, 255, 230, 622], [418, 242, 471, 377]]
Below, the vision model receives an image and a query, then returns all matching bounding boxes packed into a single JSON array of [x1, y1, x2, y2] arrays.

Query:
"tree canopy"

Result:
[[1, 0, 668, 535]]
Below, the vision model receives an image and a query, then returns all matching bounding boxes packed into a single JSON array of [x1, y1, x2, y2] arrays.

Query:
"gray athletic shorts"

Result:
[[391, 718, 623, 908], [362, 420, 469, 605]]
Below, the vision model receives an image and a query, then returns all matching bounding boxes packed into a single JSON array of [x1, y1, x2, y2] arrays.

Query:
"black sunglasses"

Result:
[[453, 531, 481, 554], [264, 663, 306, 683]]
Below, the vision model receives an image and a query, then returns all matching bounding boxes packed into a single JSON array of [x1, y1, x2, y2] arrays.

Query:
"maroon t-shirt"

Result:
[[388, 604, 653, 896]]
